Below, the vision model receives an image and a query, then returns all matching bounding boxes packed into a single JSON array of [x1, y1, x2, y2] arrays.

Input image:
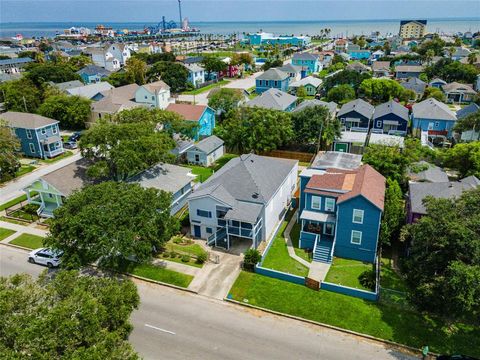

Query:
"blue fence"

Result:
[[255, 265, 306, 285], [320, 282, 378, 301]]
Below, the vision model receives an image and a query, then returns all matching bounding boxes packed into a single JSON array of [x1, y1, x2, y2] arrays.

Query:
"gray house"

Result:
[[186, 135, 224, 167], [292, 99, 337, 117], [395, 64, 423, 79], [187, 154, 298, 249], [245, 88, 297, 112]]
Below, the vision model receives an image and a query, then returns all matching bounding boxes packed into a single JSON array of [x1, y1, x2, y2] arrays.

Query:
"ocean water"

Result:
[[0, 19, 479, 38]]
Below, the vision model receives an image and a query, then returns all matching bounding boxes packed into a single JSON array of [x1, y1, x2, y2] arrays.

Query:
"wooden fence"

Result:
[[261, 150, 315, 163]]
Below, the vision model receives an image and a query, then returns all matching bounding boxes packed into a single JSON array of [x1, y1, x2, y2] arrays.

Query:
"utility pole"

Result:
[[178, 0, 183, 27], [23, 96, 28, 112]]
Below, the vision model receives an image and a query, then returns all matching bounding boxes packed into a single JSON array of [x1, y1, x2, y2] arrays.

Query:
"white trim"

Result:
[[311, 195, 321, 210], [29, 143, 35, 153], [324, 198, 335, 212], [351, 230, 362, 245], [26, 129, 33, 139], [352, 209, 364, 224]]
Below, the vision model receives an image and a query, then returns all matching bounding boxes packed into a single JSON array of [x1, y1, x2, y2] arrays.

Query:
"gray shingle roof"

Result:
[[191, 135, 224, 154], [374, 100, 409, 121], [337, 99, 374, 119], [77, 64, 111, 77], [245, 88, 297, 111], [292, 52, 319, 61], [257, 68, 289, 81], [224, 202, 263, 223], [52, 80, 85, 91], [127, 163, 194, 194], [408, 161, 449, 183], [1, 112, 58, 129], [66, 82, 114, 99], [442, 82, 476, 95], [292, 99, 337, 116], [277, 63, 303, 74], [412, 98, 457, 121], [289, 76, 322, 88], [456, 103, 480, 120], [401, 77, 427, 95], [0, 57, 33, 66], [409, 176, 480, 215]]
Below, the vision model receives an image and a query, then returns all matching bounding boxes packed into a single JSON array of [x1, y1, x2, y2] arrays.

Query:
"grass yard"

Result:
[[229, 271, 480, 357], [181, 79, 230, 95], [0, 195, 28, 211], [213, 153, 238, 171], [129, 263, 193, 288], [261, 212, 309, 276], [0, 227, 16, 241], [289, 222, 311, 263], [9, 233, 44, 249], [15, 165, 36, 177], [324, 257, 373, 291], [0, 216, 28, 225], [166, 241, 207, 258], [183, 165, 214, 183], [41, 151, 74, 164], [380, 257, 408, 293], [160, 253, 203, 268]]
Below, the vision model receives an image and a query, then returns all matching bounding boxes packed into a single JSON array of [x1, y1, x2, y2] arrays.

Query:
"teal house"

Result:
[[77, 65, 111, 84], [166, 103, 215, 140], [0, 112, 64, 159], [347, 49, 371, 60], [256, 68, 290, 94], [245, 32, 310, 47], [291, 53, 321, 75], [298, 163, 385, 264]]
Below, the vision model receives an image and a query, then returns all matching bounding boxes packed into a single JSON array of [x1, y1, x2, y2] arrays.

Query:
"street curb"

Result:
[[0, 242, 32, 252], [224, 297, 436, 359], [125, 272, 199, 295]]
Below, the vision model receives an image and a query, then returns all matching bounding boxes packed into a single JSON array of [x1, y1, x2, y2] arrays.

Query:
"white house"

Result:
[[186, 135, 224, 167], [187, 154, 298, 249], [134, 80, 171, 109], [86, 43, 131, 71], [184, 63, 205, 87]]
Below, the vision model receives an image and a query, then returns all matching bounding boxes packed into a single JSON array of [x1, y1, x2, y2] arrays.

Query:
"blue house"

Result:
[[411, 98, 458, 139], [166, 103, 215, 140], [337, 99, 374, 131], [255, 68, 290, 94], [245, 32, 310, 47], [1, 112, 64, 159], [291, 53, 321, 75], [372, 100, 409, 135], [184, 63, 205, 88], [395, 64, 424, 79], [347, 49, 371, 60], [428, 78, 447, 89], [77, 65, 111, 84], [298, 164, 385, 263]]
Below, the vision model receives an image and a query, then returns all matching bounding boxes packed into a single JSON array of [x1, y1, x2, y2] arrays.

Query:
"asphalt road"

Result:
[[0, 245, 417, 360]]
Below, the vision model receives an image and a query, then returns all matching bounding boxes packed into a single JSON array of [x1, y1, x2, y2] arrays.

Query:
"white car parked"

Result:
[[28, 248, 62, 268]]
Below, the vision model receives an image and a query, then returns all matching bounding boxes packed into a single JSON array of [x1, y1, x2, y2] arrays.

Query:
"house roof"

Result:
[[337, 99, 375, 119], [224, 202, 264, 223], [39, 158, 96, 196], [412, 98, 457, 121], [51, 80, 85, 91], [277, 63, 303, 74], [91, 85, 141, 114], [306, 165, 386, 211], [408, 161, 449, 183], [100, 83, 139, 101], [400, 20, 427, 26], [245, 88, 297, 111], [142, 80, 170, 93], [66, 81, 114, 99], [369, 133, 405, 148], [395, 64, 424, 73], [336, 131, 368, 145], [257, 68, 289, 81], [0, 57, 33, 66], [401, 77, 427, 95], [191, 135, 224, 154], [289, 76, 322, 88], [456, 103, 480, 120], [429, 78, 447, 86], [311, 151, 362, 170], [188, 153, 297, 212], [292, 52, 319, 61], [183, 63, 204, 73], [1, 111, 58, 129], [292, 99, 337, 116], [372, 61, 391, 72], [77, 64, 111, 77], [346, 62, 371, 72], [171, 133, 194, 156], [409, 176, 480, 215], [166, 103, 207, 121], [374, 100, 409, 121], [127, 163, 194, 194], [442, 82, 476, 95]]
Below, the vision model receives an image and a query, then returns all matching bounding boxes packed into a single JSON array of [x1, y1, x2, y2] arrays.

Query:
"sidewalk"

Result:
[[284, 209, 311, 268], [0, 220, 48, 239], [152, 258, 200, 277]]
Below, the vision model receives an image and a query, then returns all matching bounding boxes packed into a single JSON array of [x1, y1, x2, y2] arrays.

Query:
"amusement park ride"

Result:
[[145, 0, 200, 35]]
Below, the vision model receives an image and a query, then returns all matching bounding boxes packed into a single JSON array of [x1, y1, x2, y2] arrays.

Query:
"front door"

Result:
[[193, 225, 201, 238], [334, 143, 348, 152]]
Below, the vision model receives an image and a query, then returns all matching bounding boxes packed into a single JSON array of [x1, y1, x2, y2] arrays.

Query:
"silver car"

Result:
[[28, 248, 62, 268]]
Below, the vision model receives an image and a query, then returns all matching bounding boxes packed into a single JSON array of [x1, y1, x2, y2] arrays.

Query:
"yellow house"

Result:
[[399, 20, 427, 39]]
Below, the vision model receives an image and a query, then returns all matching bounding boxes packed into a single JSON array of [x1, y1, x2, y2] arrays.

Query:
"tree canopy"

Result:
[[201, 56, 227, 78], [215, 107, 293, 153], [425, 58, 479, 84], [0, 78, 42, 113], [422, 87, 446, 102], [358, 78, 406, 104], [46, 182, 179, 270], [132, 51, 176, 64], [25, 63, 80, 86], [363, 144, 409, 184], [327, 84, 355, 104], [402, 188, 480, 319], [323, 69, 371, 93], [440, 142, 480, 178], [380, 179, 404, 246], [79, 119, 176, 180], [38, 94, 91, 129], [454, 110, 480, 133], [125, 57, 147, 85], [207, 88, 244, 119], [0, 271, 139, 359], [147, 61, 189, 92], [0, 121, 20, 182]]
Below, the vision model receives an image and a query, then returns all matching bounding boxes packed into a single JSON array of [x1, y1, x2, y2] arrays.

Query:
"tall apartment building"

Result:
[[399, 20, 427, 39]]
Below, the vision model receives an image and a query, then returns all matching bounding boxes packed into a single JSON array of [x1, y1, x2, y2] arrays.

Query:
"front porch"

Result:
[[24, 188, 63, 218], [207, 218, 263, 251], [41, 137, 64, 158], [299, 210, 335, 264]]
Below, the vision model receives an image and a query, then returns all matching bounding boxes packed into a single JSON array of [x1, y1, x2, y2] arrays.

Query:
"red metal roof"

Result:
[[166, 103, 207, 121]]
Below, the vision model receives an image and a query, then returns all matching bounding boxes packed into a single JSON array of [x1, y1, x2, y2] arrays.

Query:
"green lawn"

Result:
[[229, 271, 480, 357], [261, 212, 309, 276], [289, 222, 311, 263], [183, 165, 214, 183], [380, 257, 408, 293], [15, 165, 36, 177], [324, 257, 372, 290], [129, 263, 193, 288], [0, 195, 28, 211], [181, 79, 230, 95], [41, 151, 74, 164], [160, 253, 203, 268], [213, 153, 238, 171], [166, 241, 207, 258], [9, 233, 44, 249], [0, 227, 16, 241]]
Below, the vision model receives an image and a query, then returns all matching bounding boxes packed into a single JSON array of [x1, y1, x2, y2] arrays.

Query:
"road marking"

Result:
[[145, 324, 176, 335]]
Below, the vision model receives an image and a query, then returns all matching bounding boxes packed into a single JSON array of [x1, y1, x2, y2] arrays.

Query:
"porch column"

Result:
[[25, 190, 31, 202], [55, 195, 60, 206]]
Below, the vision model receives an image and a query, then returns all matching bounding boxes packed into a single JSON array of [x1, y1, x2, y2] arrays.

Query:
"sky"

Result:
[[1, 0, 479, 23]]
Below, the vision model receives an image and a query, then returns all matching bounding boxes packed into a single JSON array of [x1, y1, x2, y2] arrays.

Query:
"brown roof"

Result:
[[143, 80, 170, 93], [395, 64, 424, 73], [1, 112, 58, 129], [166, 103, 207, 121], [100, 83, 139, 101], [372, 61, 391, 71], [306, 165, 386, 210]]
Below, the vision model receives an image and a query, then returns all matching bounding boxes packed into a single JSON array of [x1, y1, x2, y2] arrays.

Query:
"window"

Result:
[[26, 129, 32, 139], [41, 128, 47, 135], [52, 126, 57, 134], [311, 196, 321, 210], [376, 120, 382, 128], [353, 209, 364, 224], [145, 95, 148, 99], [196, 209, 212, 218], [434, 121, 439, 127], [324, 223, 334, 236], [325, 198, 335, 212], [351, 230, 362, 245], [152, 96, 155, 100], [274, 81, 278, 87], [206, 227, 213, 234]]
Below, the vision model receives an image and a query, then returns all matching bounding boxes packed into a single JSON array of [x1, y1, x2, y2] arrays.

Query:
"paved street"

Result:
[[0, 245, 416, 360], [0, 152, 82, 204]]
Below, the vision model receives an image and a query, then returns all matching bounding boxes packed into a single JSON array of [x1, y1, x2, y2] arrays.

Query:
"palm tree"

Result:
[[467, 52, 477, 65]]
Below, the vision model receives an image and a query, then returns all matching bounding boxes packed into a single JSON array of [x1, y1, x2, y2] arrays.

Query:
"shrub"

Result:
[[172, 237, 183, 244], [162, 252, 169, 258], [169, 251, 178, 258], [181, 254, 190, 263], [359, 269, 376, 291], [243, 248, 261, 271], [196, 252, 207, 264]]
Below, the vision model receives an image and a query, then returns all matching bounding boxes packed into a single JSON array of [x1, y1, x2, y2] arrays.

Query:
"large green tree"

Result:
[[215, 107, 293, 153], [0, 121, 20, 182], [422, 87, 446, 102], [440, 142, 480, 178], [25, 63, 80, 86], [46, 182, 179, 270], [79, 120, 175, 180], [323, 69, 371, 93], [358, 78, 405, 104], [379, 179, 404, 246], [425, 58, 479, 84], [147, 61, 189, 92], [133, 51, 176, 64], [454, 110, 480, 133], [125, 57, 147, 85], [326, 84, 355, 103], [363, 144, 409, 184], [201, 56, 227, 79], [0, 78, 42, 112], [38, 94, 91, 129], [0, 271, 139, 359], [207, 88, 244, 119], [402, 188, 480, 319]]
